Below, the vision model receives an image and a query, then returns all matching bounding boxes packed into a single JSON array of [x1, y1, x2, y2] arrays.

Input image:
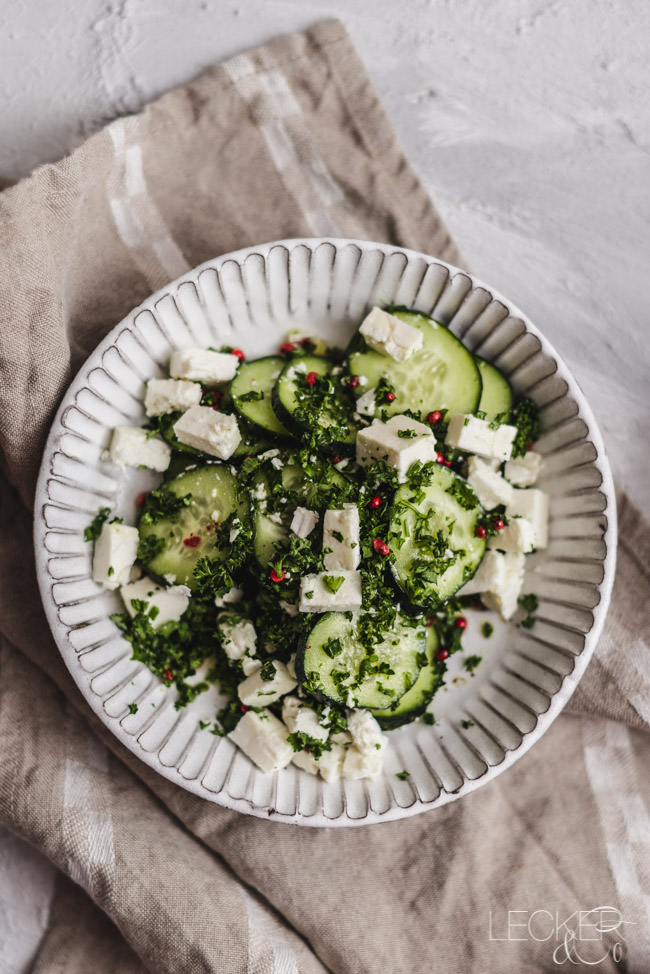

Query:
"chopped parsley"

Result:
[[322, 575, 345, 594], [481, 621, 494, 638], [511, 397, 540, 458], [237, 390, 264, 403], [128, 703, 138, 715], [518, 592, 539, 629], [461, 719, 475, 729], [463, 654, 482, 674], [139, 488, 192, 526], [396, 770, 410, 780], [84, 507, 111, 541], [397, 428, 418, 439]]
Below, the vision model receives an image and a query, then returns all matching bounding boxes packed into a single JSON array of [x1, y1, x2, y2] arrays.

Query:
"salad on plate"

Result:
[[86, 306, 548, 781]]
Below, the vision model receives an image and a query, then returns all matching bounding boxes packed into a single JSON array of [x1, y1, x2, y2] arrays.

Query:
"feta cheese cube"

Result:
[[359, 307, 423, 362], [467, 456, 514, 511], [323, 505, 360, 571], [144, 378, 202, 417], [356, 415, 436, 482], [487, 517, 536, 553], [109, 427, 171, 472], [505, 451, 544, 487], [445, 414, 517, 462], [214, 587, 244, 608], [92, 521, 139, 589], [346, 710, 387, 755], [282, 697, 329, 742], [229, 710, 293, 773], [290, 506, 319, 539], [299, 571, 362, 613], [355, 387, 376, 417], [173, 406, 241, 459], [507, 488, 549, 549], [292, 742, 346, 782], [242, 656, 262, 676], [169, 347, 239, 385], [120, 577, 190, 626], [237, 661, 297, 707], [218, 616, 257, 660], [457, 550, 506, 597], [481, 552, 526, 621], [343, 744, 384, 780]]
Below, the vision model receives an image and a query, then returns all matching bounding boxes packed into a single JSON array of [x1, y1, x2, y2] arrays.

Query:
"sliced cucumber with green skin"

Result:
[[370, 627, 442, 728], [475, 357, 513, 421], [230, 356, 293, 439], [389, 465, 486, 606], [272, 355, 357, 457], [348, 310, 482, 419], [138, 466, 245, 588], [251, 459, 346, 568], [158, 411, 269, 460], [296, 611, 425, 710]]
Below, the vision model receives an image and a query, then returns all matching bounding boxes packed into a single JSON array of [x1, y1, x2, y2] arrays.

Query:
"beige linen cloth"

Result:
[[0, 19, 648, 973]]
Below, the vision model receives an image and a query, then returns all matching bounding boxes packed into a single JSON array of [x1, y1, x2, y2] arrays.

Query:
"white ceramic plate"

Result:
[[34, 238, 616, 826]]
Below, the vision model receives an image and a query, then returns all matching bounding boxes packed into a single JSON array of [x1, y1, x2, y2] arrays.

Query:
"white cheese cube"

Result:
[[445, 414, 517, 462], [120, 577, 190, 626], [218, 616, 257, 660], [356, 415, 436, 482], [229, 710, 293, 773], [343, 744, 384, 780], [279, 600, 298, 617], [323, 505, 360, 571], [481, 552, 526, 621], [487, 517, 536, 553], [299, 571, 362, 613], [173, 406, 241, 459], [292, 742, 346, 782], [109, 426, 171, 472], [169, 347, 239, 385], [467, 456, 514, 511], [237, 661, 297, 707], [346, 710, 387, 755], [144, 378, 202, 417], [505, 451, 544, 487], [282, 696, 329, 742], [355, 387, 376, 416], [241, 656, 262, 676], [92, 521, 139, 590], [457, 550, 506, 597], [290, 506, 319, 539], [214, 587, 244, 608], [507, 488, 549, 549], [359, 307, 423, 362]]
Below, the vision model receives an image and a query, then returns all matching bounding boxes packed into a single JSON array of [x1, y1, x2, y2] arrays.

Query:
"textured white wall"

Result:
[[0, 2, 648, 968]]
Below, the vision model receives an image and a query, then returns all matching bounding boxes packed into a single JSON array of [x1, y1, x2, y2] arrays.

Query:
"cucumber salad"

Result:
[[87, 306, 548, 781]]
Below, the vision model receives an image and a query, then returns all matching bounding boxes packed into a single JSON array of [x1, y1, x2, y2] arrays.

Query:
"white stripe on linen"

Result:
[[62, 735, 115, 898], [241, 887, 300, 974], [107, 118, 190, 288], [223, 54, 366, 238], [583, 720, 650, 971]]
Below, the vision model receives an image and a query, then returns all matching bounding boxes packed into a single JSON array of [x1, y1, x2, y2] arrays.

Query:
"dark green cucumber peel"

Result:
[[347, 309, 482, 419], [295, 611, 426, 711], [389, 464, 486, 607], [272, 355, 357, 457]]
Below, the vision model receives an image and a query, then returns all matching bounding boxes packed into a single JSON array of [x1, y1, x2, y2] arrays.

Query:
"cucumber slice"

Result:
[[138, 466, 245, 588], [296, 611, 426, 710], [348, 310, 481, 419], [475, 357, 513, 421], [164, 453, 218, 481], [370, 626, 442, 728], [230, 356, 293, 439], [251, 458, 346, 568], [389, 465, 486, 606], [158, 411, 269, 459], [272, 355, 357, 456]]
